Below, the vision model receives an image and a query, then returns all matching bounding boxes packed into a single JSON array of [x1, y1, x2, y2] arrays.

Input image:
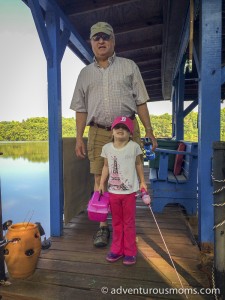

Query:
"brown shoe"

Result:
[[93, 226, 110, 247]]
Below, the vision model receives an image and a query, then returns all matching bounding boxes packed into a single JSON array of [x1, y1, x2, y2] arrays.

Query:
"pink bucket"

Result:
[[87, 192, 110, 222]]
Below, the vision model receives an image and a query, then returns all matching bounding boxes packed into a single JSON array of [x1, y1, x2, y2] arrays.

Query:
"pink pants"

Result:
[[109, 192, 137, 256]]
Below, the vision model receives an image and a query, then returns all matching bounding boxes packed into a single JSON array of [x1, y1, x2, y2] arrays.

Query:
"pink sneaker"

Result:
[[123, 256, 136, 265], [106, 252, 123, 262]]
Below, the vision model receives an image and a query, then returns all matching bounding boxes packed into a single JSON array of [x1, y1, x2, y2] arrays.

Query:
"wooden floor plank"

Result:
[[52, 232, 194, 245], [25, 269, 210, 300], [1, 280, 157, 300], [39, 249, 202, 274], [1, 205, 212, 300]]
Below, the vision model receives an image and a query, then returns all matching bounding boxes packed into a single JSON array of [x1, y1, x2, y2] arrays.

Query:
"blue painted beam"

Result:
[[46, 9, 64, 236], [24, 0, 94, 237], [198, 0, 221, 244], [173, 1, 200, 80], [38, 0, 93, 63], [221, 66, 225, 85], [184, 100, 198, 117], [0, 179, 6, 280], [26, 1, 72, 236], [193, 43, 200, 78], [172, 6, 189, 80], [175, 59, 185, 140], [27, 0, 53, 66], [172, 79, 177, 138], [23, 0, 93, 63], [59, 27, 71, 62]]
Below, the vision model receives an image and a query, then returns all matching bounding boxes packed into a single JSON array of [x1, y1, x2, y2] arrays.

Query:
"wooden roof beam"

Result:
[[62, 0, 139, 16], [143, 77, 161, 84], [127, 51, 161, 63], [143, 70, 161, 80], [116, 38, 162, 55], [136, 55, 161, 65], [110, 20, 163, 36], [142, 69, 161, 78], [145, 83, 162, 88]]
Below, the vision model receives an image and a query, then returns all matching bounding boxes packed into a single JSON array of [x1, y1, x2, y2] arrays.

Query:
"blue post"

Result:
[[27, 0, 72, 236], [171, 86, 176, 138], [175, 58, 185, 140], [0, 153, 6, 281], [198, 0, 221, 245], [184, 99, 198, 117], [172, 78, 178, 138], [46, 10, 64, 236]]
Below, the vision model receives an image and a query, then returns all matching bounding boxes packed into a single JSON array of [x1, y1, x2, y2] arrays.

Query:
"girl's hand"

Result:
[[98, 183, 105, 194], [139, 182, 147, 192]]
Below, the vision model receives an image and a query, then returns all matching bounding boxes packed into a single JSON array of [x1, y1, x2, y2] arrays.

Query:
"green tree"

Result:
[[0, 110, 224, 142]]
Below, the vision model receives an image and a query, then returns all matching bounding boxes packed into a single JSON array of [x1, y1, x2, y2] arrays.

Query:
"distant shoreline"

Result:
[[1, 110, 225, 142]]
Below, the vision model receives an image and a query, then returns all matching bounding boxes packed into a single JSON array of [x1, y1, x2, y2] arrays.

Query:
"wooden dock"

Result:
[[0, 202, 213, 300]]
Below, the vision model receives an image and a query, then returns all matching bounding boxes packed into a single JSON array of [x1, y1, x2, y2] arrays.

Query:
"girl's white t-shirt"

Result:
[[101, 140, 142, 194]]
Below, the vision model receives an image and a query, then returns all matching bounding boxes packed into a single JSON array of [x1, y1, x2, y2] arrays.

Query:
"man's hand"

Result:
[[149, 136, 158, 151], [75, 138, 86, 159], [145, 129, 158, 151]]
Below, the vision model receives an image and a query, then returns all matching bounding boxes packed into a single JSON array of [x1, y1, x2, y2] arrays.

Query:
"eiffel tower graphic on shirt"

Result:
[[108, 156, 130, 191]]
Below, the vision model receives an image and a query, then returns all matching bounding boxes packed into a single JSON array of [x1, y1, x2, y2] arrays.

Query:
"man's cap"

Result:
[[111, 116, 134, 134], [90, 22, 114, 38]]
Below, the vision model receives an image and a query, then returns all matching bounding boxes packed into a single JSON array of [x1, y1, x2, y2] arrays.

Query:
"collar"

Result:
[[93, 52, 116, 67]]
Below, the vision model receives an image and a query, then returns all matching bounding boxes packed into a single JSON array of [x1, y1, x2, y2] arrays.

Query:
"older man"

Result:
[[70, 22, 157, 247]]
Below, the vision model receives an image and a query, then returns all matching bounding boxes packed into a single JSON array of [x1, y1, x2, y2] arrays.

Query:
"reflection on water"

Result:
[[0, 142, 50, 238], [0, 141, 48, 162]]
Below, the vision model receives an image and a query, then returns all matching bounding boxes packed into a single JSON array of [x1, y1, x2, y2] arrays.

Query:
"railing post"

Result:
[[0, 152, 6, 281], [212, 141, 225, 297]]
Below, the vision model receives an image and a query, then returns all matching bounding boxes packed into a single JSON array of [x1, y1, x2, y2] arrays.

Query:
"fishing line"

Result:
[[23, 210, 31, 227], [25, 210, 35, 229], [148, 204, 188, 299]]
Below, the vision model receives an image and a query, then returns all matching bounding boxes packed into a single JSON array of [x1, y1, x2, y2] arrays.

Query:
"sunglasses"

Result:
[[113, 124, 129, 131], [92, 33, 112, 41]]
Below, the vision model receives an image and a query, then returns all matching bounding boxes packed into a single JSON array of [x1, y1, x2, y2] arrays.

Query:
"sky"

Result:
[[0, 0, 175, 122]]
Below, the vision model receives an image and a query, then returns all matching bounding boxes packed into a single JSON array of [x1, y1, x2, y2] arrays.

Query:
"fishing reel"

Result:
[[2, 220, 12, 231], [0, 220, 19, 248], [35, 222, 51, 250], [141, 137, 155, 161]]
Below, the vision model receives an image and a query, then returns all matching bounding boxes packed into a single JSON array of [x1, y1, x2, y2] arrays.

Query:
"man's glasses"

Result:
[[113, 124, 129, 131], [92, 33, 112, 41]]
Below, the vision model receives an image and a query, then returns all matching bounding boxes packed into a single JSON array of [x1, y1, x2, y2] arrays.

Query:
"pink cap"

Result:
[[111, 116, 134, 134]]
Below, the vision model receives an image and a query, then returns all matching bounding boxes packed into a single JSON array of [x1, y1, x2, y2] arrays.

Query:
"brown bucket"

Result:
[[4, 222, 41, 279]]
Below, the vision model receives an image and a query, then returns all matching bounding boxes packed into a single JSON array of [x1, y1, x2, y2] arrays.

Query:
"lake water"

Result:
[[0, 142, 50, 238]]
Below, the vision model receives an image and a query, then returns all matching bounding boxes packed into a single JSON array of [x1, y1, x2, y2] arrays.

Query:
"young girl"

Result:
[[99, 116, 147, 265]]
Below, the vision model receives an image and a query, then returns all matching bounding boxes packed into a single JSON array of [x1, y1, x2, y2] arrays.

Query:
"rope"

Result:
[[213, 202, 225, 207], [211, 174, 225, 183], [211, 173, 225, 195], [211, 262, 219, 300], [148, 205, 188, 299], [213, 219, 225, 230], [211, 172, 224, 298], [213, 185, 225, 195], [211, 173, 225, 229]]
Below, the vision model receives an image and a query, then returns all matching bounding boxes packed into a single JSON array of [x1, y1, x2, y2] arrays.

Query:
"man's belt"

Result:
[[89, 122, 111, 131], [89, 114, 136, 131]]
